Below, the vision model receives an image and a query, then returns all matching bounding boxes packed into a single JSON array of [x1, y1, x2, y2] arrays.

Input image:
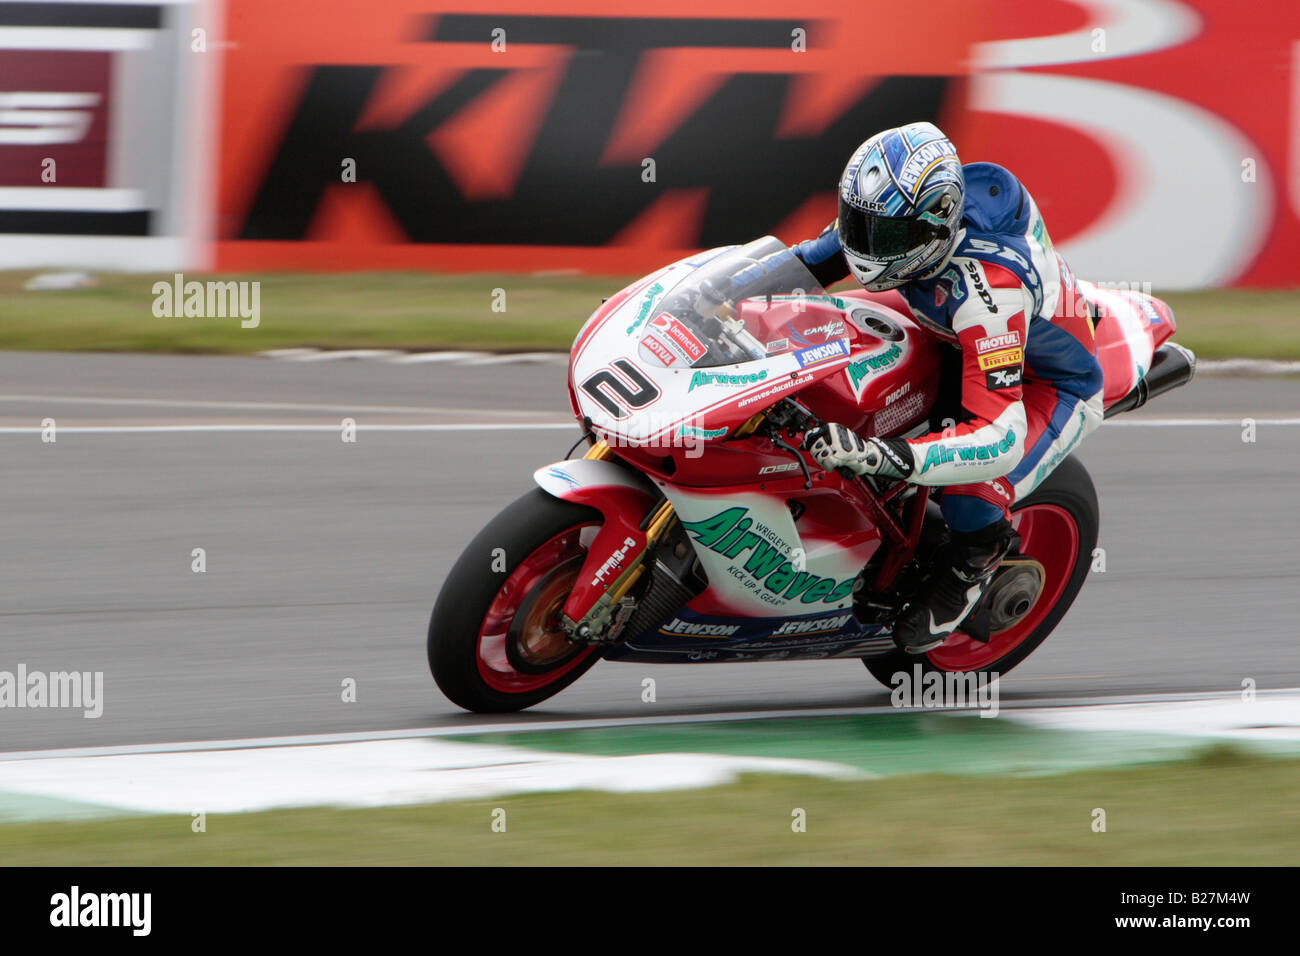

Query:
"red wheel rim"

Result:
[[926, 503, 1079, 672], [475, 524, 599, 694]]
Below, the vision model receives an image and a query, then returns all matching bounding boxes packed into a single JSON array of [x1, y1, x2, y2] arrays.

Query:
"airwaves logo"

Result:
[[846, 343, 902, 396], [681, 507, 854, 605], [920, 428, 1017, 474]]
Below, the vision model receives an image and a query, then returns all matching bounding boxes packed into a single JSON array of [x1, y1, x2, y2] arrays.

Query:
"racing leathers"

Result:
[[795, 162, 1107, 652]]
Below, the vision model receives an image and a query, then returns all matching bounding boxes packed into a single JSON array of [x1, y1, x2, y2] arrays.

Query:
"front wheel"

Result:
[[864, 454, 1099, 688], [429, 489, 605, 712]]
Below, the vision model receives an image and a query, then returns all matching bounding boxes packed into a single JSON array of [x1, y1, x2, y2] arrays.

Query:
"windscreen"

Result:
[[636, 237, 828, 370]]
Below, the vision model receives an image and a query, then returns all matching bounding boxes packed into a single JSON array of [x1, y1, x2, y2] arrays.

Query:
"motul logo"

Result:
[[0, 92, 100, 145], [975, 331, 1022, 354]]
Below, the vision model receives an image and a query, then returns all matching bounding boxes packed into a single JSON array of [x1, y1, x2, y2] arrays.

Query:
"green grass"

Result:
[[1159, 289, 1300, 360], [3, 270, 1297, 358], [3, 751, 1297, 865], [0, 271, 609, 354]]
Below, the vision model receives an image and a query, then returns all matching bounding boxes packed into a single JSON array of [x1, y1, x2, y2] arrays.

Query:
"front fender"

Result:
[[533, 459, 661, 624], [534, 459, 658, 503]]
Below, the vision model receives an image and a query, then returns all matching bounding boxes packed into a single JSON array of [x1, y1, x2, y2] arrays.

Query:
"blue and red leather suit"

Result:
[[794, 162, 1106, 532]]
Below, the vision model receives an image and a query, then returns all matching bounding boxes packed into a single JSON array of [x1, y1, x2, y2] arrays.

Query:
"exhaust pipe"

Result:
[[1104, 341, 1197, 419]]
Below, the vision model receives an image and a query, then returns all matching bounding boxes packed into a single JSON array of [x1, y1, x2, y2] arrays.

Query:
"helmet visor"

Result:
[[838, 196, 949, 261]]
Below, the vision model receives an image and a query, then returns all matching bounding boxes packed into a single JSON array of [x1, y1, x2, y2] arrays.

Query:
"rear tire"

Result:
[[429, 489, 604, 713], [863, 454, 1099, 689]]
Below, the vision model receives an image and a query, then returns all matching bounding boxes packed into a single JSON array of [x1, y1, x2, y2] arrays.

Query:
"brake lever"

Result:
[[769, 432, 813, 490]]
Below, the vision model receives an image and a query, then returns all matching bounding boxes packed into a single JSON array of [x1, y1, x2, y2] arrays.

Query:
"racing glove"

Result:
[[804, 424, 914, 480]]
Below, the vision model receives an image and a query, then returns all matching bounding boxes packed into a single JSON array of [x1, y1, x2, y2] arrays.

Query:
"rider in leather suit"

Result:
[[793, 122, 1106, 654]]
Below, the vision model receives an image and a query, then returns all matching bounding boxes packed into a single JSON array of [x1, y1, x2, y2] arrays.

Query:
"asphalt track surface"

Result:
[[1, 351, 1297, 752]]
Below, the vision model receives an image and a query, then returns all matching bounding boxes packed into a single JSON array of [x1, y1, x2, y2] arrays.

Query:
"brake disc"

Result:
[[983, 557, 1046, 633]]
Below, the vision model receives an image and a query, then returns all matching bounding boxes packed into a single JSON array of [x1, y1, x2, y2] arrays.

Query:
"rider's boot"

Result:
[[892, 518, 1014, 654]]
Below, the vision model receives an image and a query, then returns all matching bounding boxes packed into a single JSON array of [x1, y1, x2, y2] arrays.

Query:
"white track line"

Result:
[[4, 688, 1295, 762], [288, 349, 407, 362], [1198, 359, 1300, 375], [389, 351, 495, 364]]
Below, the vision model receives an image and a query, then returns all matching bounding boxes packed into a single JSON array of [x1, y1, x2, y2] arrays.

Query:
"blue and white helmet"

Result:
[[837, 122, 965, 291]]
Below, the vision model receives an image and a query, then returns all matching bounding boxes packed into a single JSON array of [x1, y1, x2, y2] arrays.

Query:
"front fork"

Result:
[[533, 441, 678, 644]]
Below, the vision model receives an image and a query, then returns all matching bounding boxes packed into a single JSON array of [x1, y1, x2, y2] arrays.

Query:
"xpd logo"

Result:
[[986, 366, 1022, 390], [235, 13, 952, 245]]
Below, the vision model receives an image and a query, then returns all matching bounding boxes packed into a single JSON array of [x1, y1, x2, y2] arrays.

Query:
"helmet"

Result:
[[837, 122, 965, 291]]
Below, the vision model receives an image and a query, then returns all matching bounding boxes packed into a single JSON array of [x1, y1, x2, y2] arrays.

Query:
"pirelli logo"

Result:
[[979, 347, 1023, 371]]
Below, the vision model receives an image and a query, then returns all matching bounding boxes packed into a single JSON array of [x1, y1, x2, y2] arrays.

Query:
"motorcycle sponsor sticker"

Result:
[[1133, 294, 1164, 326], [771, 613, 854, 636], [794, 339, 849, 368], [681, 506, 855, 606], [688, 368, 768, 392], [658, 617, 741, 637], [985, 366, 1022, 390], [919, 428, 1017, 475], [782, 318, 844, 345], [590, 535, 638, 587], [736, 371, 814, 409], [677, 423, 729, 440], [649, 312, 707, 362], [641, 333, 677, 366], [845, 342, 903, 398], [765, 337, 789, 355], [625, 281, 665, 335]]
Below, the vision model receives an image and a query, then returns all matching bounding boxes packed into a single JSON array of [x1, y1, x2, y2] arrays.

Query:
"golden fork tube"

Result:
[[606, 500, 677, 605], [584, 439, 612, 461]]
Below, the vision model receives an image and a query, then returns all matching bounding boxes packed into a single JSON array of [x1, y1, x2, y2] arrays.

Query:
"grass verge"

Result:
[[2, 271, 1298, 359], [2, 749, 1296, 865]]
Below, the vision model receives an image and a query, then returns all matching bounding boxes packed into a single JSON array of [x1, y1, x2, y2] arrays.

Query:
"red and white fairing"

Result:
[[560, 242, 944, 619]]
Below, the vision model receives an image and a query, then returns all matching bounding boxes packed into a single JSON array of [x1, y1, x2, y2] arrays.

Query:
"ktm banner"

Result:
[[216, 0, 1300, 287]]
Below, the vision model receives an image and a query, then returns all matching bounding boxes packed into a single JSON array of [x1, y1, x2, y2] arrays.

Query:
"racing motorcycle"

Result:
[[429, 237, 1195, 712]]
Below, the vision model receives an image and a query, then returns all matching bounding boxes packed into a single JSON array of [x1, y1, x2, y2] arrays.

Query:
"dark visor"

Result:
[[839, 196, 948, 260]]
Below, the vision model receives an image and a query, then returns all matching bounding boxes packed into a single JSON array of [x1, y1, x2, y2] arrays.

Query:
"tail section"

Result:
[[1083, 282, 1180, 407]]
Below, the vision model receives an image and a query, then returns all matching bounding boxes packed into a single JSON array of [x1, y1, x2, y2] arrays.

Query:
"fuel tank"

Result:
[[790, 291, 944, 439]]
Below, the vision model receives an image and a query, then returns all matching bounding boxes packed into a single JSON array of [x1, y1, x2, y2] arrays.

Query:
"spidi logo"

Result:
[[152, 273, 260, 328]]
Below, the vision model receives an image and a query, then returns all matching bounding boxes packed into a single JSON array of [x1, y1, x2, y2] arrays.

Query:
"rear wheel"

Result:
[[863, 455, 1099, 688], [429, 489, 605, 712]]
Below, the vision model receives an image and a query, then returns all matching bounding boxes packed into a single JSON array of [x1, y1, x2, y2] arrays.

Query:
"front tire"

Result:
[[864, 454, 1099, 688], [429, 489, 605, 713]]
